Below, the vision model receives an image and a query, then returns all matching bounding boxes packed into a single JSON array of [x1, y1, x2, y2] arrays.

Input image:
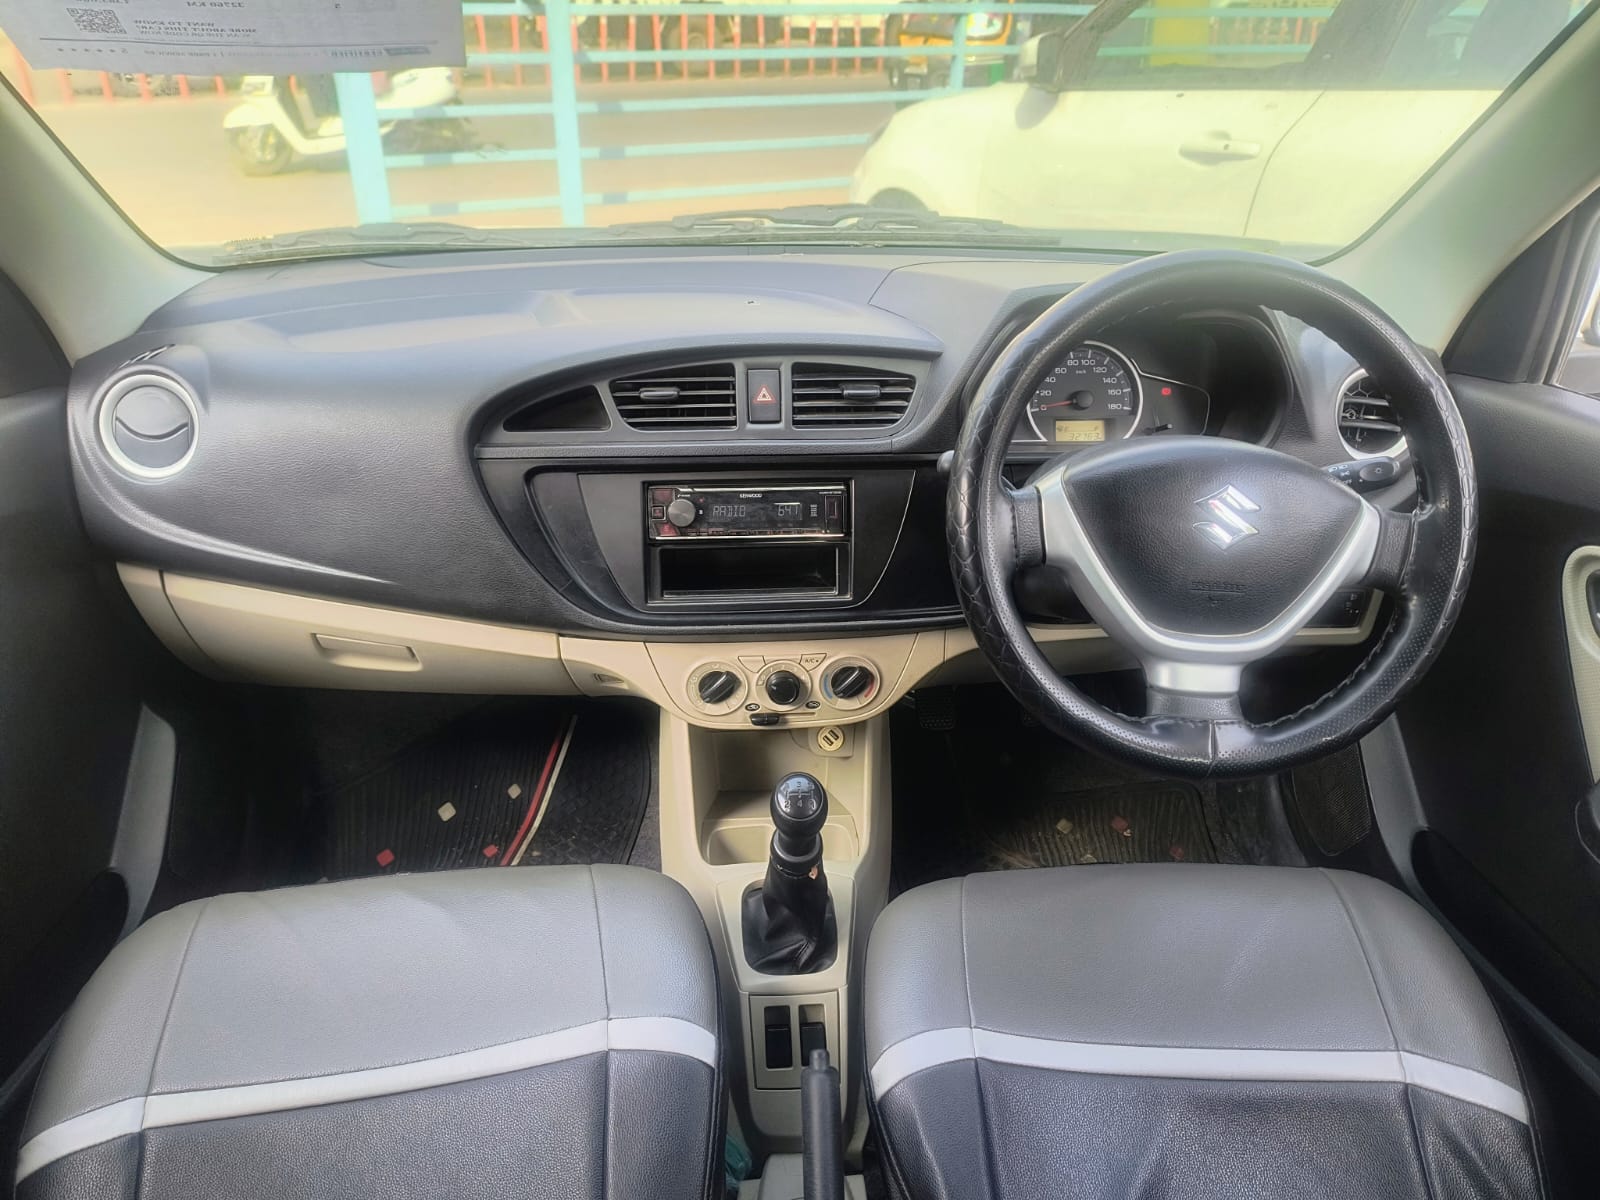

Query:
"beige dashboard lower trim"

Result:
[[118, 565, 219, 675], [124, 568, 1376, 722], [147, 571, 576, 694]]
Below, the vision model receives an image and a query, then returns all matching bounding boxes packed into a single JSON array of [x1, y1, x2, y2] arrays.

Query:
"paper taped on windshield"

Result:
[[0, 0, 465, 73]]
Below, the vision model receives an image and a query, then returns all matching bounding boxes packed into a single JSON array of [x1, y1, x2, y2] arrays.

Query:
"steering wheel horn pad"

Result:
[[949, 250, 1476, 779], [1031, 436, 1382, 701], [1038, 436, 1370, 638]]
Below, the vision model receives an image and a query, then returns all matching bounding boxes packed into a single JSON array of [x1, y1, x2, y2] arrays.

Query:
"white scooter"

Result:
[[223, 69, 476, 176]]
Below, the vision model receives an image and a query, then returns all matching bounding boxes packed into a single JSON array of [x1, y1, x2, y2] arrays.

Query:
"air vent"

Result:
[[791, 364, 915, 429], [611, 363, 736, 430], [96, 372, 199, 479], [1336, 371, 1404, 458], [120, 344, 174, 367]]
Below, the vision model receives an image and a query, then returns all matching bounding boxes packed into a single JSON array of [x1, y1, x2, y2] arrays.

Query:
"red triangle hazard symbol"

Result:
[[754, 385, 776, 405]]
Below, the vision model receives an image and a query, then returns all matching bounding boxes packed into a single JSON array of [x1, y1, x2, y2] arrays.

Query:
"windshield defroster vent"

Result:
[[611, 363, 737, 430], [1336, 371, 1404, 457], [791, 364, 915, 429]]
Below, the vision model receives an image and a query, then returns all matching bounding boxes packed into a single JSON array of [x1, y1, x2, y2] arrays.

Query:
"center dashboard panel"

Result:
[[517, 467, 927, 617]]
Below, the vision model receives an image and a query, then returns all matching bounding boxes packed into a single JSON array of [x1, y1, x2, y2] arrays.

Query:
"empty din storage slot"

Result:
[[655, 542, 845, 601]]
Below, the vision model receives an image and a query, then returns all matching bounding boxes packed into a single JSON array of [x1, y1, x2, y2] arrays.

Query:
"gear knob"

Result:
[[771, 772, 828, 866], [746, 772, 836, 975]]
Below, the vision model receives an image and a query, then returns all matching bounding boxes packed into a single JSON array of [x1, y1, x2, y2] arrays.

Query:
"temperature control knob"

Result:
[[697, 670, 741, 706], [666, 498, 698, 528], [765, 670, 804, 707], [828, 664, 875, 701]]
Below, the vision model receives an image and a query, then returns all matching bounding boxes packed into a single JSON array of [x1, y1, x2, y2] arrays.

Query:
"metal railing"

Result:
[[335, 1, 1344, 227]]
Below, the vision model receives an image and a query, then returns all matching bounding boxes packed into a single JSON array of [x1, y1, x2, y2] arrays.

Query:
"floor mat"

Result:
[[322, 700, 651, 880], [979, 782, 1216, 870], [890, 685, 1300, 891]]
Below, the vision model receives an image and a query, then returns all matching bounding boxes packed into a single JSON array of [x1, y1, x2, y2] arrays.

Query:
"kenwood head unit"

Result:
[[646, 483, 847, 541]]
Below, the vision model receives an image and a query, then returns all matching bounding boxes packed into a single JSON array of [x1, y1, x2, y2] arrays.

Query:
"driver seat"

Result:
[[865, 865, 1544, 1199]]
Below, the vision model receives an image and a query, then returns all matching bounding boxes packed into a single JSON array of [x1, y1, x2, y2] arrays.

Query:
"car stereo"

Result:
[[646, 483, 848, 541]]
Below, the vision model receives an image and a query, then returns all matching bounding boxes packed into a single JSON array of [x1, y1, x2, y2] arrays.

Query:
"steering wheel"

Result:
[[950, 250, 1476, 779]]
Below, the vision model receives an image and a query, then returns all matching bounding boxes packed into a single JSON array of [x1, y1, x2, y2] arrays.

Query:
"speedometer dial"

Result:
[[1025, 342, 1143, 444]]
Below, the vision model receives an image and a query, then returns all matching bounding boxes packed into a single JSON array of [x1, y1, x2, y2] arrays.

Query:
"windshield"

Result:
[[0, 0, 1589, 265]]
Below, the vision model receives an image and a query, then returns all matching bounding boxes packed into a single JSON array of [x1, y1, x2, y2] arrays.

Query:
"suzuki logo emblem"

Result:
[[1193, 485, 1261, 549]]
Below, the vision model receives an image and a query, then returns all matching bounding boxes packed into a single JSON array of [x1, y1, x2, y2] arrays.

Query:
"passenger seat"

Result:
[[14, 865, 722, 1200]]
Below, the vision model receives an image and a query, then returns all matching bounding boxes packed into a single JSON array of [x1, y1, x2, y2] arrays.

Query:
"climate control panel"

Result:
[[684, 653, 879, 725]]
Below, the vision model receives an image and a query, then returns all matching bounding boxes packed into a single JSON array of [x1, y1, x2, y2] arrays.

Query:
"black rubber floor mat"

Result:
[[889, 686, 1298, 891], [322, 701, 650, 880], [979, 783, 1217, 871]]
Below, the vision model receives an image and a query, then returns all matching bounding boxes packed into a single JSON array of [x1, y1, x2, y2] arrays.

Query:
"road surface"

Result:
[[26, 75, 906, 253]]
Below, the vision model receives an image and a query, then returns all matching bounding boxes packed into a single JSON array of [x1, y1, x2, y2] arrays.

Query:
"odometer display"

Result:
[[1025, 342, 1142, 443], [1054, 419, 1105, 443]]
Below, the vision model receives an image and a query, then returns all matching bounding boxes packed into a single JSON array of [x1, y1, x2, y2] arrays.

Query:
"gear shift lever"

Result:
[[742, 772, 838, 974]]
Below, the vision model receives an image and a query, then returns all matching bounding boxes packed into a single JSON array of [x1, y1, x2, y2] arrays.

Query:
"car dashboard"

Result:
[[72, 248, 1397, 728]]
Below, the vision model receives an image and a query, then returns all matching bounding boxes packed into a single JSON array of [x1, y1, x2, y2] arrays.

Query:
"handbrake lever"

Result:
[[801, 1049, 845, 1200]]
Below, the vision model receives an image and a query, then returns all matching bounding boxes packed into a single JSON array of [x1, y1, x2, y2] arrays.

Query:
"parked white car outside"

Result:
[[852, 0, 1578, 251]]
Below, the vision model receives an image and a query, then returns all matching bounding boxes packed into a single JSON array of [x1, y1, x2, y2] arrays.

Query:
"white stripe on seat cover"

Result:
[[869, 1026, 1529, 1125], [15, 1016, 716, 1184], [11, 1099, 147, 1187]]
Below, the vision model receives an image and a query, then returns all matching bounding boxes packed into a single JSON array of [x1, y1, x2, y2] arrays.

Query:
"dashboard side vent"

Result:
[[1336, 371, 1404, 457], [611, 363, 737, 430], [791, 363, 915, 429], [97, 372, 199, 479]]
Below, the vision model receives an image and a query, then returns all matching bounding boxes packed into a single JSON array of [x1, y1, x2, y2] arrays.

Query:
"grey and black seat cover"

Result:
[[865, 865, 1545, 1200], [15, 865, 723, 1200]]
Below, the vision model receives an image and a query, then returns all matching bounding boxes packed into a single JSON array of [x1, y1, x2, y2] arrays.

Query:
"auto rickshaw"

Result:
[[883, 0, 1015, 88]]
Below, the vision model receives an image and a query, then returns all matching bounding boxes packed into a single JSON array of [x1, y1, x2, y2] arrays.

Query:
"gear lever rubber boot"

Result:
[[742, 773, 838, 974]]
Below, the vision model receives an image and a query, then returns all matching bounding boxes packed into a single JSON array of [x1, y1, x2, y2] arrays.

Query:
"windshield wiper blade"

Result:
[[208, 209, 1303, 263], [590, 203, 1047, 239], [585, 206, 1297, 253], [214, 222, 533, 264]]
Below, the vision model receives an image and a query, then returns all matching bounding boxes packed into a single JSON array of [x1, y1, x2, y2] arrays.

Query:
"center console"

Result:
[[658, 710, 892, 1157]]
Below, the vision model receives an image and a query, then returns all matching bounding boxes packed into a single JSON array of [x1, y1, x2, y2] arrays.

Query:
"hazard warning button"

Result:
[[747, 368, 782, 425]]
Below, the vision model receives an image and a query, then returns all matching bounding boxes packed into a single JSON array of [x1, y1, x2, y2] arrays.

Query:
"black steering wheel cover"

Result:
[[949, 250, 1477, 779]]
